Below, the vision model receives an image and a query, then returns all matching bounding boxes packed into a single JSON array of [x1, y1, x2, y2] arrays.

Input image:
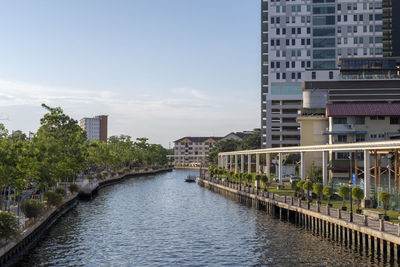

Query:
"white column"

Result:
[[218, 156, 221, 168], [224, 156, 228, 170], [241, 154, 244, 173], [322, 151, 328, 186], [247, 154, 251, 174], [235, 155, 238, 173], [300, 152, 305, 180], [229, 155, 232, 171], [364, 149, 371, 200], [256, 154, 260, 174], [278, 152, 283, 186], [266, 153, 270, 178]]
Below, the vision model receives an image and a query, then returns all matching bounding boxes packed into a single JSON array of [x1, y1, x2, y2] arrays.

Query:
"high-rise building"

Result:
[[80, 115, 108, 142], [261, 0, 387, 148]]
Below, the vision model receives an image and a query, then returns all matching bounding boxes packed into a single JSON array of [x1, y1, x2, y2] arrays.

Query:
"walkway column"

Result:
[[248, 154, 251, 174], [322, 151, 328, 186], [241, 154, 244, 173], [256, 154, 260, 174], [364, 149, 371, 200], [278, 152, 283, 186], [235, 155, 238, 173], [266, 153, 271, 178], [300, 152, 305, 180], [225, 156, 228, 170], [229, 155, 232, 171], [218, 156, 221, 168]]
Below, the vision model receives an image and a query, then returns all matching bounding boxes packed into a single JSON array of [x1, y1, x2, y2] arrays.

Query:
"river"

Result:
[[18, 170, 388, 266]]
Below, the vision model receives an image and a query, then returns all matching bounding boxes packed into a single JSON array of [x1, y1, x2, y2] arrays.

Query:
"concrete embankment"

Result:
[[199, 177, 400, 263], [0, 168, 172, 266], [0, 194, 78, 267]]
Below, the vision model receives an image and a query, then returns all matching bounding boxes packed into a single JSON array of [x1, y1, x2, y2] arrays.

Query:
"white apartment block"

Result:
[[261, 0, 386, 148]]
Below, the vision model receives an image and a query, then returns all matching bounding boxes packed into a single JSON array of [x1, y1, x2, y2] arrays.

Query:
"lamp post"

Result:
[[349, 153, 353, 222]]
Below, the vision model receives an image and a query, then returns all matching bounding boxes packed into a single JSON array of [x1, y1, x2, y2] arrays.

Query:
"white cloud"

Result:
[[0, 78, 258, 146]]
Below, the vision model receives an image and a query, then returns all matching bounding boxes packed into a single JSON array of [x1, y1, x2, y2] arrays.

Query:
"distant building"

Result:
[[172, 137, 222, 167], [80, 115, 108, 142], [221, 131, 254, 141]]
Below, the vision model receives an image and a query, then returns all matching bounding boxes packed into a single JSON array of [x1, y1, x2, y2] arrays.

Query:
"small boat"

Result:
[[185, 175, 196, 183]]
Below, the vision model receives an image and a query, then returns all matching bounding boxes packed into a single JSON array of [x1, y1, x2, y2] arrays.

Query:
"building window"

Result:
[[337, 135, 347, 143], [312, 72, 316, 80], [336, 152, 350, 160], [329, 71, 333, 79], [333, 117, 347, 124], [390, 117, 400, 124], [355, 117, 365, 125], [370, 116, 385, 120], [356, 135, 365, 142], [370, 134, 377, 138]]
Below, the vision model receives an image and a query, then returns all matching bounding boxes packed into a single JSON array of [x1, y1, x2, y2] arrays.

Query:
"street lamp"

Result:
[[349, 153, 353, 222]]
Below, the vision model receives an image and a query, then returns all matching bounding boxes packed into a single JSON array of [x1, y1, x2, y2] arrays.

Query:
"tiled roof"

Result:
[[174, 136, 223, 143], [326, 103, 400, 116]]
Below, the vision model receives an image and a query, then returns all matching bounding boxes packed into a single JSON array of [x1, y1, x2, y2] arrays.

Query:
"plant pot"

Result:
[[356, 209, 362, 214], [327, 203, 333, 207], [383, 215, 390, 221], [341, 206, 347, 211], [25, 220, 30, 228]]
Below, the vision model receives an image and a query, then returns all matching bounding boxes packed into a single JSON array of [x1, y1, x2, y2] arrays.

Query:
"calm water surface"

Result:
[[18, 170, 389, 266]]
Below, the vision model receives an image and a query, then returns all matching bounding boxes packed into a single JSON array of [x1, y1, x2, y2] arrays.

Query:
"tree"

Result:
[[309, 163, 322, 183], [378, 191, 391, 216], [261, 174, 268, 190], [313, 183, 323, 203], [338, 185, 350, 209], [323, 186, 333, 206], [296, 180, 305, 198], [240, 129, 261, 150], [0, 211, 19, 239], [207, 139, 241, 164], [352, 186, 364, 211], [303, 181, 313, 202]]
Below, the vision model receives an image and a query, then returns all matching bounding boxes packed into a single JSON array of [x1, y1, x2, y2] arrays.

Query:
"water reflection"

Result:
[[18, 170, 390, 266]]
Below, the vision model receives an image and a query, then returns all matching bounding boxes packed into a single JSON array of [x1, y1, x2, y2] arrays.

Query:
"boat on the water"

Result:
[[185, 175, 196, 183]]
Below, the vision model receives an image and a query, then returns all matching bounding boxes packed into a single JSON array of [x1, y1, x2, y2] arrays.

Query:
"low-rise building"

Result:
[[221, 131, 254, 141], [172, 137, 222, 167]]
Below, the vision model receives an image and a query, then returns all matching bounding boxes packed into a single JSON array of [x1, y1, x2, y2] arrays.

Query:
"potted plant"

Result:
[[378, 191, 391, 221], [302, 180, 313, 204], [338, 185, 350, 211], [261, 174, 268, 191], [352, 186, 364, 214], [313, 183, 323, 204], [323, 186, 333, 207]]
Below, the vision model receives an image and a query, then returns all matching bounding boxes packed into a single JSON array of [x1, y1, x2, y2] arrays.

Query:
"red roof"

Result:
[[326, 103, 400, 117]]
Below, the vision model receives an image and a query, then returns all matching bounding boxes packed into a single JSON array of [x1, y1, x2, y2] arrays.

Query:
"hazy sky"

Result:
[[0, 0, 260, 148]]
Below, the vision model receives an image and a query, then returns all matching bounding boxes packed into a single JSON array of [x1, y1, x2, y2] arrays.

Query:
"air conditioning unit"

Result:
[[346, 124, 354, 129]]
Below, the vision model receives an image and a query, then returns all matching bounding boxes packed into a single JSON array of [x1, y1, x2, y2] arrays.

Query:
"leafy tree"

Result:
[[378, 191, 391, 216], [323, 186, 333, 206], [313, 183, 323, 203], [303, 181, 313, 202], [21, 199, 44, 219], [296, 180, 305, 197], [261, 174, 268, 189], [207, 139, 241, 164], [309, 163, 322, 183], [338, 185, 350, 209], [352, 186, 364, 211], [0, 211, 19, 239], [240, 129, 261, 150], [44, 191, 63, 206]]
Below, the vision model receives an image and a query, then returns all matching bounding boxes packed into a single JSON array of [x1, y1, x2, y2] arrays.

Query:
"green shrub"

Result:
[[313, 183, 323, 202], [338, 185, 350, 207], [68, 183, 79, 193], [21, 199, 44, 219], [378, 191, 391, 215], [44, 191, 63, 207], [352, 186, 364, 210], [0, 211, 19, 239], [323, 186, 333, 205], [303, 181, 313, 201], [55, 186, 66, 197]]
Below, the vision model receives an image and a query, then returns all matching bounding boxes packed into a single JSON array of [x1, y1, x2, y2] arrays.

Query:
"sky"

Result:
[[0, 0, 260, 148]]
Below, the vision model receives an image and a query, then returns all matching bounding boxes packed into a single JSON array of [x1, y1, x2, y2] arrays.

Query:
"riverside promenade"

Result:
[[199, 176, 400, 262]]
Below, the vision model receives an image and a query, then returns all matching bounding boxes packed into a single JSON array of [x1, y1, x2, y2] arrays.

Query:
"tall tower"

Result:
[[261, 0, 384, 148]]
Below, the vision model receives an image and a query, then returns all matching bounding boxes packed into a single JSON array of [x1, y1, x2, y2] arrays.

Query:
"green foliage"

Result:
[[302, 181, 312, 192], [322, 186, 333, 199], [312, 183, 323, 197], [55, 186, 67, 196], [378, 191, 391, 213], [338, 185, 350, 207], [255, 174, 261, 181], [261, 174, 268, 184], [68, 183, 79, 193], [239, 129, 261, 150], [308, 163, 322, 183], [44, 191, 63, 206], [352, 186, 364, 201], [0, 211, 19, 239], [296, 180, 305, 190], [21, 199, 44, 219]]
